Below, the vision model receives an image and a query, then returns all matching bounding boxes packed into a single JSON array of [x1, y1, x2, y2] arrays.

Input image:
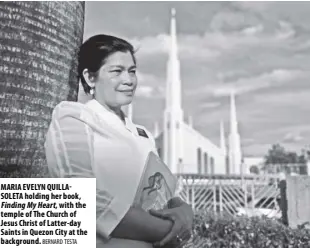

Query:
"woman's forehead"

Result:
[[104, 51, 135, 67]]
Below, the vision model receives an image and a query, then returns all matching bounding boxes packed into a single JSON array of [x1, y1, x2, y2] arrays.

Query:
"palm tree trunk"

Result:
[[0, 1, 85, 177]]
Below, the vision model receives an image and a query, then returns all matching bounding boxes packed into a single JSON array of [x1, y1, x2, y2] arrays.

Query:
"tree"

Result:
[[263, 144, 307, 174], [249, 165, 259, 174], [0, 2, 85, 177], [264, 144, 289, 165]]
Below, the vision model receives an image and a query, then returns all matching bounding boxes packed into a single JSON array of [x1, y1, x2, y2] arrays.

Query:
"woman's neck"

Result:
[[94, 98, 125, 123]]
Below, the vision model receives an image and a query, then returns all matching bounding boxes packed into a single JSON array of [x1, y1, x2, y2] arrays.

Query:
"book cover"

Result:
[[133, 152, 178, 211]]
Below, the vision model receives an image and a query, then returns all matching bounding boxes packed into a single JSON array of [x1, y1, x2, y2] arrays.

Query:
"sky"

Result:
[[80, 1, 310, 157]]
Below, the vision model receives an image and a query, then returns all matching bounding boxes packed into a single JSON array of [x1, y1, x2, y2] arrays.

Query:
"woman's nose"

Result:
[[121, 72, 134, 85]]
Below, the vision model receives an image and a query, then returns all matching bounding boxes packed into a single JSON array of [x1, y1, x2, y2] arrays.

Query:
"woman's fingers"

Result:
[[150, 207, 192, 247], [149, 209, 171, 220]]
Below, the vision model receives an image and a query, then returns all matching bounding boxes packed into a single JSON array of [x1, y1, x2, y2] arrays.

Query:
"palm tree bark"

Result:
[[0, 1, 85, 177]]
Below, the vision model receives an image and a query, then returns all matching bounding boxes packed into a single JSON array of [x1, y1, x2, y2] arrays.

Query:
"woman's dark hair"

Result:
[[78, 34, 136, 94]]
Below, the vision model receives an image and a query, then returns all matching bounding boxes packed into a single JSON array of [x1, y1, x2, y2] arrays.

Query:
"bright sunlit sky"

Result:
[[80, 1, 310, 157]]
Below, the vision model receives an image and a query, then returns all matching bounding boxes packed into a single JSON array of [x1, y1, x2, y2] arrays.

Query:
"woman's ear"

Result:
[[82, 69, 96, 88]]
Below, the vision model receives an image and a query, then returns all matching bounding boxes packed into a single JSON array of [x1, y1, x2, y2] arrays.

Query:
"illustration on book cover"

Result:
[[134, 152, 177, 211]]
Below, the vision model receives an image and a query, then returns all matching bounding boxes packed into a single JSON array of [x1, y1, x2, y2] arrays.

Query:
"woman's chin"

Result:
[[120, 95, 134, 105]]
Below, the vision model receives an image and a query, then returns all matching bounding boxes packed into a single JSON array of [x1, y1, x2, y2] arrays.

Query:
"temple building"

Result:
[[154, 9, 244, 175]]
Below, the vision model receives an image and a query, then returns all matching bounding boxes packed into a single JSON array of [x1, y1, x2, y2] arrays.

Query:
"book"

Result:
[[133, 151, 178, 211]]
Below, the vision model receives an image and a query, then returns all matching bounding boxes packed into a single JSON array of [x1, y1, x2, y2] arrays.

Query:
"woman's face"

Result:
[[94, 51, 137, 109]]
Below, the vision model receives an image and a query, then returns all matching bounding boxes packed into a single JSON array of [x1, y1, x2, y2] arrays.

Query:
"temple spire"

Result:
[[163, 8, 184, 173], [170, 8, 178, 60], [165, 7, 181, 110], [220, 120, 226, 156], [230, 90, 237, 134], [228, 90, 242, 174]]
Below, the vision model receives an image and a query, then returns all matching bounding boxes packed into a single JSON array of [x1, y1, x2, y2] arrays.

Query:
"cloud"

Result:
[[275, 21, 295, 40], [132, 29, 269, 64], [209, 10, 261, 32], [135, 71, 165, 98], [136, 71, 165, 98], [131, 34, 169, 57], [133, 33, 219, 61], [136, 71, 160, 85], [129, 17, 297, 71], [254, 85, 310, 107], [135, 85, 154, 97], [135, 85, 164, 98], [179, 36, 220, 60], [205, 8, 297, 51], [241, 24, 263, 35], [211, 69, 304, 97], [200, 101, 222, 109], [233, 2, 274, 12], [243, 143, 274, 157], [282, 132, 303, 143]]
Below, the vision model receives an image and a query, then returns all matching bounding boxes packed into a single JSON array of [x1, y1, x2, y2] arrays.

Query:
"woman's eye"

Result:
[[111, 69, 122, 73], [129, 70, 136, 74]]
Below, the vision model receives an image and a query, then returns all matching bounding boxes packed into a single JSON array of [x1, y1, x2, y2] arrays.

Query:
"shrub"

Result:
[[184, 211, 310, 248]]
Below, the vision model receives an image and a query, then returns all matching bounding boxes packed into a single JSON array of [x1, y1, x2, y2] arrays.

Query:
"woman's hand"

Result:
[[149, 204, 193, 247], [167, 197, 187, 209]]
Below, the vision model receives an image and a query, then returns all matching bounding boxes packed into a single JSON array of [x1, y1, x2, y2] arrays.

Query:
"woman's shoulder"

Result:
[[51, 101, 94, 122]]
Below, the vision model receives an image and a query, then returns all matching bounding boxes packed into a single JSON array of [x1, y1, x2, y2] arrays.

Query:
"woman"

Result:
[[44, 34, 193, 247]]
